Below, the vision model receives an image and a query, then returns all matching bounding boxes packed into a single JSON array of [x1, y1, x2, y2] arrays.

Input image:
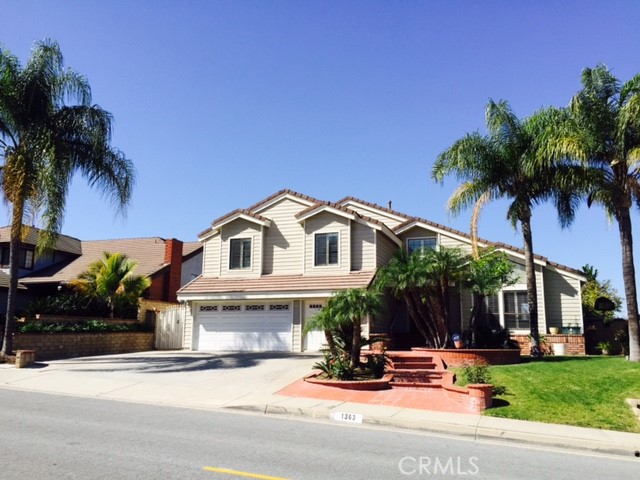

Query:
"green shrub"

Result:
[[313, 352, 353, 380], [17, 320, 152, 334], [459, 362, 508, 396], [365, 353, 389, 378]]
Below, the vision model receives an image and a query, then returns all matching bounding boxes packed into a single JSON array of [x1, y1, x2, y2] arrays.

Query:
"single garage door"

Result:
[[195, 303, 292, 352]]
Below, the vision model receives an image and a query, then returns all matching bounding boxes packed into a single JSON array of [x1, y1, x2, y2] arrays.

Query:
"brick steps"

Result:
[[382, 351, 450, 390], [391, 361, 437, 370]]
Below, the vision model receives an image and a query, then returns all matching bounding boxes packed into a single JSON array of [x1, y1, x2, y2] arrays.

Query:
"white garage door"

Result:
[[195, 303, 292, 352]]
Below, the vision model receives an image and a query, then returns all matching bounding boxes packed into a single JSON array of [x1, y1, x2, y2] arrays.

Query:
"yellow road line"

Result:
[[203, 466, 290, 480]]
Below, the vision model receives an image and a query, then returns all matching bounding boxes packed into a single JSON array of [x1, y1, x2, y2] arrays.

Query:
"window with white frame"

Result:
[[407, 237, 436, 255], [314, 233, 339, 266], [503, 291, 530, 330], [229, 238, 251, 269]]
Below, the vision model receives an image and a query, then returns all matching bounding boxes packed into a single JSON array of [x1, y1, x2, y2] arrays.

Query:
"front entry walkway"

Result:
[[277, 379, 477, 414], [278, 351, 489, 415]]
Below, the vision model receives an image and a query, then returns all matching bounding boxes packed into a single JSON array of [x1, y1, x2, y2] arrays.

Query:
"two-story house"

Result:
[[177, 189, 586, 352]]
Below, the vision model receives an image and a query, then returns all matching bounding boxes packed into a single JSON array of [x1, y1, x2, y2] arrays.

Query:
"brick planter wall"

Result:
[[511, 334, 586, 355], [13, 332, 155, 360], [413, 348, 521, 366]]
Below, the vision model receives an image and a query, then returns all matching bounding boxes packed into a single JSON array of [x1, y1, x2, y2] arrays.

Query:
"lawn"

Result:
[[464, 356, 640, 433]]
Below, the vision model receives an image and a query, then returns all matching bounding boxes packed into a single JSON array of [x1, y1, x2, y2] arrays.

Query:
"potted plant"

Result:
[[452, 333, 464, 349], [549, 327, 560, 335], [596, 341, 613, 355]]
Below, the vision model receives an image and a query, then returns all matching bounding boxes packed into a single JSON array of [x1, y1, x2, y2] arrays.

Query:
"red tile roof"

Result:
[[178, 271, 376, 296], [19, 237, 201, 285]]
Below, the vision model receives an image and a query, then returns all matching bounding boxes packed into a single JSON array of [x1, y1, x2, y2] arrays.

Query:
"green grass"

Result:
[[459, 356, 640, 432]]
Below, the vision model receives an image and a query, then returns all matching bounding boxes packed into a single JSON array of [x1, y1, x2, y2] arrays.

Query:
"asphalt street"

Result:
[[0, 389, 638, 480]]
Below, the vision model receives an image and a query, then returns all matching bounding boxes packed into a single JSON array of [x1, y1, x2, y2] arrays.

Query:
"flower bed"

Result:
[[304, 372, 393, 390]]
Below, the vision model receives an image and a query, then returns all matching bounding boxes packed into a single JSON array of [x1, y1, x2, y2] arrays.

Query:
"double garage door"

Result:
[[195, 303, 292, 352]]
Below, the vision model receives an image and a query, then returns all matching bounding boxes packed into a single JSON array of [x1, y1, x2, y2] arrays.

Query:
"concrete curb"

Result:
[[224, 403, 640, 459]]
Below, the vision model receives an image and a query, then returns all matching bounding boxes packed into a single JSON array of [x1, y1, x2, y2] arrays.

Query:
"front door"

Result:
[[303, 301, 326, 352]]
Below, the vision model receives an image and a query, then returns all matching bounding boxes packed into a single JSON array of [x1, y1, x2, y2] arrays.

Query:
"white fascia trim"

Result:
[[297, 206, 355, 223], [545, 264, 587, 282], [199, 229, 220, 242], [498, 248, 547, 267], [341, 200, 408, 224], [214, 213, 271, 230], [397, 220, 548, 266], [254, 193, 316, 214], [178, 290, 339, 302], [353, 217, 402, 247]]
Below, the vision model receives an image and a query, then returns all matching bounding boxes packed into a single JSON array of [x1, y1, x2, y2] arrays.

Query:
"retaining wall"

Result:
[[13, 332, 155, 361]]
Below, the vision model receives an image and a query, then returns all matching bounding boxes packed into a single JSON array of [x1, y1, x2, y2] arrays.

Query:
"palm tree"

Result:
[[0, 40, 134, 354], [303, 301, 344, 358], [70, 252, 150, 319], [328, 288, 382, 369], [375, 247, 467, 348], [537, 65, 640, 361], [432, 100, 578, 357]]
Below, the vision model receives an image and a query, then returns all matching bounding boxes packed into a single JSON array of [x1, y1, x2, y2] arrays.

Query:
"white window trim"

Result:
[[229, 237, 252, 270], [313, 231, 341, 268], [406, 236, 437, 254]]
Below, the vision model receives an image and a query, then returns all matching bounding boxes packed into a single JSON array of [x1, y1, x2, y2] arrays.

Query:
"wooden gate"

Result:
[[155, 304, 185, 349]]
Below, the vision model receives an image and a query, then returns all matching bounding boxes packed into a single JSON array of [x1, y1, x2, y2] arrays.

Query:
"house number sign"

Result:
[[332, 412, 363, 424]]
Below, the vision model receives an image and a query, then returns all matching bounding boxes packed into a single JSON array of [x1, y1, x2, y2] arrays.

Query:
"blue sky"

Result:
[[1, 1, 639, 305]]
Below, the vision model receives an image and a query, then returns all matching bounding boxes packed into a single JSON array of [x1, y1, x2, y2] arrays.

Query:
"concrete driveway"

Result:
[[0, 351, 321, 410]]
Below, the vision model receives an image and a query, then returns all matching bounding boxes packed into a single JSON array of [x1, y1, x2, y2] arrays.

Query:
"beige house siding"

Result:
[[202, 235, 221, 278], [182, 303, 194, 349], [304, 212, 350, 275], [220, 220, 262, 278], [351, 221, 376, 271], [376, 232, 398, 267], [543, 268, 583, 330], [292, 300, 302, 352], [261, 198, 307, 275], [439, 232, 473, 253]]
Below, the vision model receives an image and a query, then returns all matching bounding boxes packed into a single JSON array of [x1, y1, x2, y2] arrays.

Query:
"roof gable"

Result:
[[0, 226, 82, 255]]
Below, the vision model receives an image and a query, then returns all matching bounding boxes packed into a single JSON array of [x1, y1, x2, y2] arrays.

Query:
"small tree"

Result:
[[465, 248, 515, 346], [70, 252, 150, 318], [581, 264, 622, 323]]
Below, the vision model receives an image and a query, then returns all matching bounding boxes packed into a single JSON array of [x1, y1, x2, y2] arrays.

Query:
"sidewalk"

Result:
[[1, 351, 639, 458]]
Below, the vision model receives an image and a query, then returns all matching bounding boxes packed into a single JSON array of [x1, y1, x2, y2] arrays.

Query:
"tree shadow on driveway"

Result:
[[52, 352, 320, 374]]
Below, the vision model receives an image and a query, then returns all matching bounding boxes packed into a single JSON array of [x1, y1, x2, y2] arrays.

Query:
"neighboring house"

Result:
[[177, 189, 586, 353], [0, 226, 203, 314]]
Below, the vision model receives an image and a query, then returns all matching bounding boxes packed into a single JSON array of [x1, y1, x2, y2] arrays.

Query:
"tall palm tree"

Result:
[[0, 40, 135, 354], [537, 65, 640, 361], [432, 100, 578, 356], [329, 288, 382, 369], [70, 252, 150, 319]]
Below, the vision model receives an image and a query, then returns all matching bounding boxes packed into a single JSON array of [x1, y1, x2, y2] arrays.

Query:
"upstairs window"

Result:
[[315, 233, 339, 266], [407, 237, 436, 255], [0, 246, 34, 270], [229, 238, 251, 269]]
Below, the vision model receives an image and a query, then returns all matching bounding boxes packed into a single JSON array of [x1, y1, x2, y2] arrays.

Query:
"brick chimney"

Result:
[[164, 238, 183, 303]]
